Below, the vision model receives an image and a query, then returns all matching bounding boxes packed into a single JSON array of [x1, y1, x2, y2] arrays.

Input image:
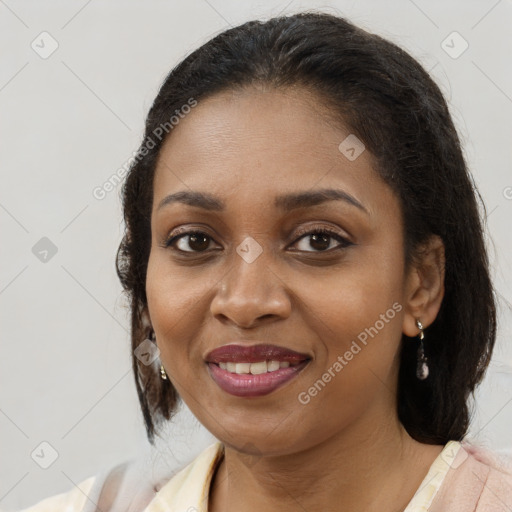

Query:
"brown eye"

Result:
[[165, 231, 213, 252], [292, 228, 352, 253], [163, 227, 352, 255]]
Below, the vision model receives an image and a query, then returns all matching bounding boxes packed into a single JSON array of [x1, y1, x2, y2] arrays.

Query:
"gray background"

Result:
[[1, 0, 511, 510]]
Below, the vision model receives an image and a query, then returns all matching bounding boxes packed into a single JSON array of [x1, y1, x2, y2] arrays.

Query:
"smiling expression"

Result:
[[145, 85, 413, 455]]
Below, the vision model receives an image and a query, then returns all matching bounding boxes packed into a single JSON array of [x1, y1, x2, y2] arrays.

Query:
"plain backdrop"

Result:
[[1, 0, 511, 509]]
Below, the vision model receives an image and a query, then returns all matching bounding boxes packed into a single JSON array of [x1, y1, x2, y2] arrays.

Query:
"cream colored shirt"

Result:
[[17, 440, 463, 512]]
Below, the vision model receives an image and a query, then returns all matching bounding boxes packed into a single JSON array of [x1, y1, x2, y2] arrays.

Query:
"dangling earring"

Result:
[[149, 329, 168, 381], [415, 319, 429, 380]]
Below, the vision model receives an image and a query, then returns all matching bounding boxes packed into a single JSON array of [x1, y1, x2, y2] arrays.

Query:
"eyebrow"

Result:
[[157, 188, 368, 214]]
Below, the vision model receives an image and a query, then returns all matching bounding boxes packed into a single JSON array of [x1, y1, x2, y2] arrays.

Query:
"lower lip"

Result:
[[207, 361, 309, 397]]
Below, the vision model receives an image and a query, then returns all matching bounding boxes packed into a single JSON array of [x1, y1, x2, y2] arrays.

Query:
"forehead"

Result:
[[152, 86, 391, 216]]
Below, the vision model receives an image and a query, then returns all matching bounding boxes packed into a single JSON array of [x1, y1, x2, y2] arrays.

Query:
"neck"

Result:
[[208, 405, 443, 512]]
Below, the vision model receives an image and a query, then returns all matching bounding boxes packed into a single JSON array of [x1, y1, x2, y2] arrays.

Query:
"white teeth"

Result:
[[218, 360, 300, 374], [267, 360, 280, 372], [235, 362, 251, 374], [250, 361, 267, 374]]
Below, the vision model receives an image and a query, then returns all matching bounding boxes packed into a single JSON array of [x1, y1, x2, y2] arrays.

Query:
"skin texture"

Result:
[[145, 85, 446, 512]]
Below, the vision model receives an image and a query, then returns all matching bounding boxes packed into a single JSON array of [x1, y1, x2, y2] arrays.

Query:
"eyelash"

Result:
[[162, 225, 353, 254]]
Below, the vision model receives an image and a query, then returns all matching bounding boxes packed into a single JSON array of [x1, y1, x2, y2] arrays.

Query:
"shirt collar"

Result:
[[146, 441, 224, 512]]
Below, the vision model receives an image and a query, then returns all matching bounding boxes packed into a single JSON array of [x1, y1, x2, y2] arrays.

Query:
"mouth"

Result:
[[217, 359, 302, 374], [205, 343, 311, 397]]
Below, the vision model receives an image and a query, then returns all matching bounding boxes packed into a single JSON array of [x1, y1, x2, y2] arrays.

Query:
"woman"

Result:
[[18, 11, 512, 512]]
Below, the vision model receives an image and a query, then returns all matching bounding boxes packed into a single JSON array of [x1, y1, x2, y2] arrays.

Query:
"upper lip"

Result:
[[205, 343, 311, 364]]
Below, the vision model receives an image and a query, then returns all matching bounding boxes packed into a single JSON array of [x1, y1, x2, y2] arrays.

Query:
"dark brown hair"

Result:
[[116, 11, 496, 445]]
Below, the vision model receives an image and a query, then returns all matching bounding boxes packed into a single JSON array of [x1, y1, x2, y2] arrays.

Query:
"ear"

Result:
[[140, 306, 153, 332], [402, 234, 445, 337]]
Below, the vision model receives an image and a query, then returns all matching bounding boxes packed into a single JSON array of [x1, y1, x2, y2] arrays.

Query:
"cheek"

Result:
[[145, 253, 213, 369], [299, 241, 405, 381], [304, 243, 404, 331], [292, 271, 404, 434]]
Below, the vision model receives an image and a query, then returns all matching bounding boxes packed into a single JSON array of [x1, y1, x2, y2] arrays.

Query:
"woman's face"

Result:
[[146, 86, 415, 455]]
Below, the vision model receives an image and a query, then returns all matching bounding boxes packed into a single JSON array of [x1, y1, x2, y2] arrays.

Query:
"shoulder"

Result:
[[15, 456, 167, 512], [16, 443, 223, 512], [17, 475, 97, 512], [429, 440, 512, 511], [462, 441, 512, 507]]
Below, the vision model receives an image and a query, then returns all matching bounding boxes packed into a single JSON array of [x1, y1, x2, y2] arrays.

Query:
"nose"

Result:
[[210, 249, 292, 329]]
